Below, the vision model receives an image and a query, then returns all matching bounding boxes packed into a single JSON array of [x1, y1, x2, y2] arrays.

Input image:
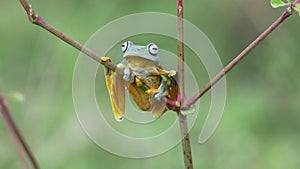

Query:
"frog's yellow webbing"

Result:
[[102, 57, 124, 122]]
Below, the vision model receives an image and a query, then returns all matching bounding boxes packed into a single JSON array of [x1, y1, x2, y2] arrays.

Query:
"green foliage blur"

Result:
[[1, 0, 300, 168]]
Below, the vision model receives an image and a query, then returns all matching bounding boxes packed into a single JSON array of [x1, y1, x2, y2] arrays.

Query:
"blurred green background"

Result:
[[1, 0, 300, 168]]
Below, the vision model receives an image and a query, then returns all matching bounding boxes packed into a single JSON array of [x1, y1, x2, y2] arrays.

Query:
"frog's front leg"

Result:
[[123, 65, 132, 82], [101, 57, 126, 122], [156, 68, 177, 77], [147, 69, 177, 100], [154, 75, 169, 101], [145, 75, 168, 101]]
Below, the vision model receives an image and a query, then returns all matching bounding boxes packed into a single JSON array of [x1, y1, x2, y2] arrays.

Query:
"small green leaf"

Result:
[[295, 3, 300, 16], [270, 0, 290, 8]]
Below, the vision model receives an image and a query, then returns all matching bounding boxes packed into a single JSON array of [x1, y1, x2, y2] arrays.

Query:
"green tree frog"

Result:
[[102, 41, 179, 122]]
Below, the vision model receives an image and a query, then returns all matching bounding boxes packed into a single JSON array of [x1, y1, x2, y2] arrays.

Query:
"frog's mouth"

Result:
[[124, 54, 159, 64]]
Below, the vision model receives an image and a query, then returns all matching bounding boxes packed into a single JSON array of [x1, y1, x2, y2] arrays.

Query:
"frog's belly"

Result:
[[130, 66, 158, 77], [126, 56, 158, 68], [126, 57, 159, 76]]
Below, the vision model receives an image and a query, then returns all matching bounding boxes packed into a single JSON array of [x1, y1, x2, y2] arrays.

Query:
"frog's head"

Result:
[[121, 41, 159, 64]]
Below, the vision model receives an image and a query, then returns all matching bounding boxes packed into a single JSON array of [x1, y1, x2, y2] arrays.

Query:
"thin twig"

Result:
[[186, 6, 293, 107], [18, 0, 118, 73], [2, 107, 30, 169], [291, 0, 300, 10], [18, 0, 298, 108], [292, 0, 300, 5], [19, 0, 184, 108], [176, 1, 194, 169], [0, 92, 40, 169], [15, 0, 300, 168]]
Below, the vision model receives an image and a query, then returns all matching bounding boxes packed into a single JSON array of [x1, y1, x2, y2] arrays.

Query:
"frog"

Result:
[[102, 41, 179, 122]]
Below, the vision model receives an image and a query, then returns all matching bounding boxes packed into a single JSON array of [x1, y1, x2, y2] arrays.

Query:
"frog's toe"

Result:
[[135, 77, 143, 87], [167, 70, 177, 77], [117, 63, 126, 70], [154, 92, 167, 101], [115, 116, 124, 122], [146, 89, 159, 95], [101, 56, 111, 62]]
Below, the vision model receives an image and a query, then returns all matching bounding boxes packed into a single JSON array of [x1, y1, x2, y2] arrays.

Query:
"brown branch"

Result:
[[176, 1, 194, 169], [292, 0, 300, 9], [186, 6, 293, 107], [18, 0, 119, 73], [17, 0, 298, 108], [19, 0, 183, 109], [11, 128, 31, 169], [3, 109, 30, 169], [293, 0, 300, 5], [16, 0, 299, 167], [0, 92, 40, 169]]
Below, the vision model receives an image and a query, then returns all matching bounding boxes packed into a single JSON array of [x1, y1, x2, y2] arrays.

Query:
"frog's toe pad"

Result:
[[101, 57, 111, 62], [135, 77, 143, 87], [154, 92, 168, 101], [115, 116, 124, 122], [146, 89, 159, 95], [117, 63, 126, 69], [168, 70, 177, 77]]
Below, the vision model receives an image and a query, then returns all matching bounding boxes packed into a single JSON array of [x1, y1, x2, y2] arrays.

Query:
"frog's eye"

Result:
[[148, 43, 158, 56], [121, 41, 129, 53]]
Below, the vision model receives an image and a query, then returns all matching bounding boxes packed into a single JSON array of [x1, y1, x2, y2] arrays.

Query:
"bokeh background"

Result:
[[1, 0, 300, 168]]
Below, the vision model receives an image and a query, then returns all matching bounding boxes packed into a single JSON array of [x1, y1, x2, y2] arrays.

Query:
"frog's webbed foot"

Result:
[[146, 88, 167, 101], [145, 76, 168, 101], [101, 57, 125, 122], [101, 57, 112, 76], [154, 90, 168, 101], [145, 87, 159, 95], [166, 70, 177, 77], [101, 56, 111, 63]]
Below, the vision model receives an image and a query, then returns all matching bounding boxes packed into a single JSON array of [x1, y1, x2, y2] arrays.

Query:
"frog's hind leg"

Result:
[[102, 57, 126, 122], [151, 98, 167, 119]]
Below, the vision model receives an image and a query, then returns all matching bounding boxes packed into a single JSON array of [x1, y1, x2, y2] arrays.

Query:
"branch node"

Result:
[[290, 2, 299, 12], [287, 6, 293, 14], [28, 5, 39, 24]]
